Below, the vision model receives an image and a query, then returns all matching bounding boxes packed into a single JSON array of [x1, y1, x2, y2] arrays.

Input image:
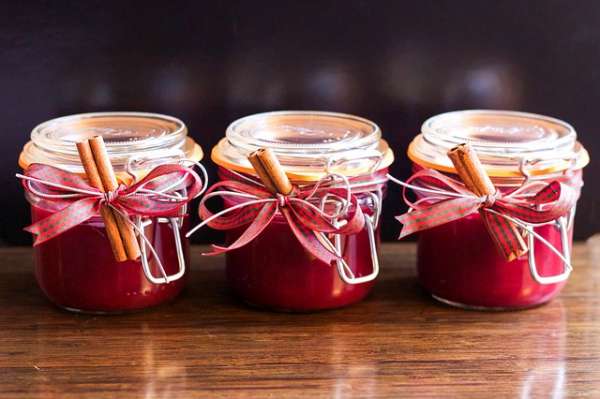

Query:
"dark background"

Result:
[[2, 0, 599, 245]]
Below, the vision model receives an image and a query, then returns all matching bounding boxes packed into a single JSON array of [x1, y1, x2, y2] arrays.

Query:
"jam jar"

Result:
[[210, 111, 394, 311], [18, 112, 204, 313], [407, 110, 589, 309]]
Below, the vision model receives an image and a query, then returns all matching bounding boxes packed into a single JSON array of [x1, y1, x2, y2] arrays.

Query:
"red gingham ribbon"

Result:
[[393, 169, 581, 260], [19, 163, 203, 245], [188, 169, 387, 265]]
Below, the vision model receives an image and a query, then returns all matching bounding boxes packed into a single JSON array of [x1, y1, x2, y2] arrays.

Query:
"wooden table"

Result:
[[1, 240, 600, 398]]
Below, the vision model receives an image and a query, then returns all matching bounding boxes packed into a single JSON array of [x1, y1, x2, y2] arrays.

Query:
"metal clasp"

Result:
[[136, 216, 186, 285], [525, 208, 574, 285], [328, 191, 382, 285], [124, 155, 207, 285], [307, 154, 385, 285], [518, 158, 575, 285]]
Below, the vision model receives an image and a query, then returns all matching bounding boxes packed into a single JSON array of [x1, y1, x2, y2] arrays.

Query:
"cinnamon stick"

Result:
[[76, 141, 127, 262], [89, 136, 141, 261], [447, 143, 495, 197], [248, 152, 278, 194], [249, 148, 293, 195], [448, 143, 527, 260]]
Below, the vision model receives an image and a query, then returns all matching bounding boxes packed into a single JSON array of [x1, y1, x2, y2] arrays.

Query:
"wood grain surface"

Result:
[[1, 240, 600, 398]]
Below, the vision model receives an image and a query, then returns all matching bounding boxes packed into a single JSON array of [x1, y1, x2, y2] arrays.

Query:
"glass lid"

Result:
[[213, 111, 393, 180], [19, 112, 202, 174], [408, 110, 589, 177]]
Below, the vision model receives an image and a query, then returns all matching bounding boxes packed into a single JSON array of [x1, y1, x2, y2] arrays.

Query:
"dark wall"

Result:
[[2, 0, 599, 245]]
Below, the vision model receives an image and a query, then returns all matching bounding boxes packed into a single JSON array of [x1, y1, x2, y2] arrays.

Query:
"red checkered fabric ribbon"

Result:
[[187, 168, 387, 265], [391, 169, 581, 260], [18, 163, 203, 245]]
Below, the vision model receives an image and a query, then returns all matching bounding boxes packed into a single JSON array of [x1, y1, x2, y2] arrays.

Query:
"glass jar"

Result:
[[407, 110, 589, 309], [211, 111, 394, 311], [18, 112, 204, 313]]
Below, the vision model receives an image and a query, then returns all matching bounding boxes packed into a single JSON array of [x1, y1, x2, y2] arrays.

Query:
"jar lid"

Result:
[[19, 112, 203, 180], [212, 111, 394, 181], [408, 110, 589, 178]]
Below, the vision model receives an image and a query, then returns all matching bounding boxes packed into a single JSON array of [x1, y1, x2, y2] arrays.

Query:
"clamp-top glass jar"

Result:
[[19, 112, 204, 313], [408, 110, 589, 309], [211, 111, 394, 311]]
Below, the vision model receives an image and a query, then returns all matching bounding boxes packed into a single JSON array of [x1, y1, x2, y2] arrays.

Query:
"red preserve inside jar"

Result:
[[19, 112, 203, 313], [407, 110, 589, 309], [211, 111, 394, 311]]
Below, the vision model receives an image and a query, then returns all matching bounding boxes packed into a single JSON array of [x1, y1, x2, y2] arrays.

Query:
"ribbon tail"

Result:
[[282, 208, 340, 265], [202, 203, 277, 256], [481, 210, 528, 261], [396, 197, 481, 239], [25, 198, 99, 246], [395, 214, 420, 239]]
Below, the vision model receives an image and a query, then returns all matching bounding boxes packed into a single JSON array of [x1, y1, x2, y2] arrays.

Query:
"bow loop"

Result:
[[392, 169, 580, 261], [190, 170, 386, 265], [23, 163, 98, 194], [18, 163, 203, 245]]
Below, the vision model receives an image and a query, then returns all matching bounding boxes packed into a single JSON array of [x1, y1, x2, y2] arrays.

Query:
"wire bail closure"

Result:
[[128, 156, 207, 285], [330, 191, 382, 285], [323, 156, 384, 285], [136, 215, 186, 285], [518, 159, 577, 285]]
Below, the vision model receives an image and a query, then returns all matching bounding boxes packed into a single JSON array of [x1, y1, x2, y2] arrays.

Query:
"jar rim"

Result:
[[227, 110, 381, 151], [409, 109, 589, 177], [213, 110, 394, 181], [19, 112, 203, 177]]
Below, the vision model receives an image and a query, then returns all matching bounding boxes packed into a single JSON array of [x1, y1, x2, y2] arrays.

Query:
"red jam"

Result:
[[223, 171, 386, 312], [417, 213, 571, 309], [30, 204, 188, 313], [225, 215, 377, 312], [416, 168, 580, 309]]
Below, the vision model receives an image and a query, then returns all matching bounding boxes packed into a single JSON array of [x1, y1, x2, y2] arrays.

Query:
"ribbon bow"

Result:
[[187, 170, 384, 265], [18, 163, 203, 246], [391, 169, 580, 260]]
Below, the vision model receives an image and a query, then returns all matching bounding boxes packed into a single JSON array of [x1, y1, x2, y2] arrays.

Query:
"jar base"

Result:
[[234, 286, 372, 313], [431, 294, 553, 311], [59, 305, 133, 315], [54, 291, 184, 315]]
